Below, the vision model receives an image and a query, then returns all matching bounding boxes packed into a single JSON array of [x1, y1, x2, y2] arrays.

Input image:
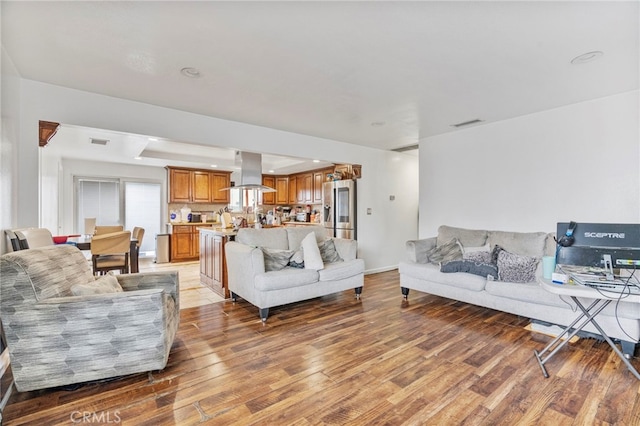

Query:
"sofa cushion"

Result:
[[289, 247, 305, 268], [319, 239, 343, 264], [254, 268, 319, 291], [286, 226, 327, 251], [426, 238, 463, 265], [261, 248, 294, 271], [484, 280, 571, 308], [71, 273, 123, 296], [400, 261, 487, 292], [318, 259, 365, 282], [441, 260, 498, 280], [437, 226, 488, 248], [487, 230, 547, 258], [497, 250, 539, 283], [463, 251, 493, 264], [302, 232, 324, 270], [237, 228, 289, 250]]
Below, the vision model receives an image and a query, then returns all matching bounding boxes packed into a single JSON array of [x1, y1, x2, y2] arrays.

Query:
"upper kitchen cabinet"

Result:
[[275, 177, 289, 204], [210, 172, 231, 204], [259, 175, 276, 205], [167, 166, 230, 204], [313, 171, 325, 204]]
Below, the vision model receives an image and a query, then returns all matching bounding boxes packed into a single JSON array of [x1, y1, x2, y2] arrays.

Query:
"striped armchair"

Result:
[[0, 245, 180, 391]]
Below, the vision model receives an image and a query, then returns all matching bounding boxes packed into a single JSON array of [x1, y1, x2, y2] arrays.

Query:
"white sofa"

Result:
[[225, 226, 364, 321], [399, 225, 640, 356]]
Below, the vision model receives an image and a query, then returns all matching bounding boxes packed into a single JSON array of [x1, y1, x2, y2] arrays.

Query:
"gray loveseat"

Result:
[[399, 225, 640, 356], [225, 226, 364, 321], [0, 244, 180, 391]]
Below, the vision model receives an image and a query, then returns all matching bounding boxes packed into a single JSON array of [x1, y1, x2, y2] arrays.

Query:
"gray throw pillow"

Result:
[[261, 248, 294, 271], [318, 239, 343, 264], [426, 238, 463, 265], [463, 251, 493, 264], [441, 260, 499, 280], [497, 250, 539, 283], [289, 247, 305, 269], [71, 274, 123, 296]]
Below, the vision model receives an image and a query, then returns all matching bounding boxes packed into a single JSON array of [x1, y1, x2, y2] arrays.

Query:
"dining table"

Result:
[[66, 235, 139, 273]]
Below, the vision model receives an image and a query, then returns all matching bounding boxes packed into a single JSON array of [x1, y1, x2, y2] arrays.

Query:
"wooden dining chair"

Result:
[[14, 228, 54, 250], [132, 226, 145, 257], [90, 231, 131, 275], [94, 225, 124, 235]]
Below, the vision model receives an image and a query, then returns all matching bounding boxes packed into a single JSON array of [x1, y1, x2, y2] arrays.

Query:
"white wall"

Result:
[[419, 91, 640, 237], [17, 79, 419, 272]]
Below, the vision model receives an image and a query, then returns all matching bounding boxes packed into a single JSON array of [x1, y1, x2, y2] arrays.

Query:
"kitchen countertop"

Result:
[[282, 221, 322, 226], [199, 227, 237, 237]]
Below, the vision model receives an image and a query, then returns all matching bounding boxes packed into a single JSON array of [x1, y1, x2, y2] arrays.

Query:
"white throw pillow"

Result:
[[301, 232, 324, 270], [71, 274, 123, 296]]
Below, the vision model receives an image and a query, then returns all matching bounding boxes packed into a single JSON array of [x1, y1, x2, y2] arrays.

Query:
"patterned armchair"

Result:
[[0, 245, 180, 391]]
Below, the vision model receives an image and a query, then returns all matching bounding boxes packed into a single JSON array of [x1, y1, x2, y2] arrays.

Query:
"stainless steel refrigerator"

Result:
[[322, 180, 357, 240]]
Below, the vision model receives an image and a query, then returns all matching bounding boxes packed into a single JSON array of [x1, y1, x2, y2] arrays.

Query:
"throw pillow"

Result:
[[261, 248, 294, 271], [491, 244, 505, 264], [288, 247, 305, 269], [497, 250, 539, 283], [463, 251, 493, 265], [301, 232, 324, 270], [426, 238, 463, 265], [71, 274, 123, 296], [440, 260, 499, 280], [318, 239, 343, 264]]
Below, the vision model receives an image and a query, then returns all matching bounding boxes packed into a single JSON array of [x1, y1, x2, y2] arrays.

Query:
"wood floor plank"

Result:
[[4, 266, 640, 425]]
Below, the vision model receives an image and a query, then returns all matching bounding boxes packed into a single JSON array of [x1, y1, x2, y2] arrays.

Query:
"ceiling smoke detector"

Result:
[[180, 67, 201, 78], [90, 138, 109, 145]]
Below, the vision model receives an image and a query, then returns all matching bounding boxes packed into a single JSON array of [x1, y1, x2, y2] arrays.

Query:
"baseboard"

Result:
[[364, 266, 398, 275]]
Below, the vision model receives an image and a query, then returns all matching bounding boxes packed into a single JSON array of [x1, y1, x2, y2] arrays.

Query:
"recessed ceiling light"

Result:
[[571, 51, 604, 65], [312, 160, 320, 163], [268, 169, 275, 173], [134, 156, 142, 160], [371, 121, 386, 127], [180, 67, 201, 78], [210, 164, 217, 168], [148, 137, 158, 142]]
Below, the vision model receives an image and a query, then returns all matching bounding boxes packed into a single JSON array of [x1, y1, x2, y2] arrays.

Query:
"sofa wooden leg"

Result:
[[355, 287, 363, 299], [401, 287, 409, 299], [259, 308, 269, 322], [231, 292, 238, 302]]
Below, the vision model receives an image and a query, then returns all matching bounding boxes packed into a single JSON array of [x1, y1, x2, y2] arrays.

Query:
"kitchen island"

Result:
[[199, 227, 237, 298]]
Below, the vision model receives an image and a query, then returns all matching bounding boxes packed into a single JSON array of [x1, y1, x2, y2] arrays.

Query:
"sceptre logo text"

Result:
[[584, 232, 625, 239]]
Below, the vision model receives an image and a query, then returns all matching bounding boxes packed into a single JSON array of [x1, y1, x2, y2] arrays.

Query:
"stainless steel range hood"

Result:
[[222, 151, 276, 192]]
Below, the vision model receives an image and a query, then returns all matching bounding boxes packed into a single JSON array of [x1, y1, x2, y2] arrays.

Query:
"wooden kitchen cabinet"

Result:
[[260, 175, 276, 205], [296, 173, 312, 204], [313, 171, 325, 204], [167, 166, 231, 204], [275, 177, 289, 204], [171, 224, 207, 261], [200, 229, 231, 298], [168, 168, 192, 203], [288, 176, 297, 204], [210, 172, 231, 203]]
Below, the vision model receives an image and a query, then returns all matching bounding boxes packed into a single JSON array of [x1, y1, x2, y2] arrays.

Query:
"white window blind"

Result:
[[76, 178, 120, 233]]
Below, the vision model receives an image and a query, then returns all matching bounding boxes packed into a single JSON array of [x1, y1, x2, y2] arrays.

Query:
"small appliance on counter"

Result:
[[190, 212, 201, 223]]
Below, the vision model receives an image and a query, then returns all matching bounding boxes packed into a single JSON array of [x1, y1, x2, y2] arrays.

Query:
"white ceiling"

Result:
[[2, 1, 638, 170]]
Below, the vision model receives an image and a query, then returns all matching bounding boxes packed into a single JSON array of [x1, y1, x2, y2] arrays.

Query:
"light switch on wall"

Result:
[[366, 208, 372, 215]]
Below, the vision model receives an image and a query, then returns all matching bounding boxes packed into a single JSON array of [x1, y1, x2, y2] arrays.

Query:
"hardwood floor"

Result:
[[3, 269, 640, 425]]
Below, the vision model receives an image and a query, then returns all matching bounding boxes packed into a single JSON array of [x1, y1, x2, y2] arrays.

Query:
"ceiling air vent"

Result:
[[90, 138, 110, 146], [450, 119, 483, 128], [391, 144, 419, 153]]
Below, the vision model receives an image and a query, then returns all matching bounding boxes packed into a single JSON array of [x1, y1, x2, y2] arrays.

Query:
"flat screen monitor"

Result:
[[556, 222, 640, 270]]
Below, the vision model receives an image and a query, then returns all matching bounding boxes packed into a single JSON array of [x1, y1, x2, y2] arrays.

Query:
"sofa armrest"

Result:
[[225, 242, 266, 297], [406, 237, 436, 263], [117, 271, 179, 310], [333, 238, 357, 261]]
